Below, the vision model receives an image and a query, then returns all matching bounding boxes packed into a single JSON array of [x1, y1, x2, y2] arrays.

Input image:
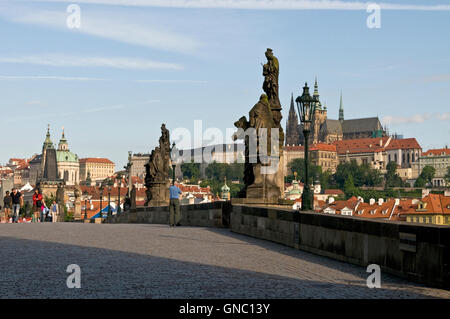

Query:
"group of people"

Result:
[[1, 188, 59, 223], [1, 188, 23, 223], [31, 189, 59, 223]]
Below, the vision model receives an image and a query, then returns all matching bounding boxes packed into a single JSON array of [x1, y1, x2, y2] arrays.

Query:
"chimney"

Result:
[[422, 188, 430, 198], [357, 196, 364, 203], [369, 198, 375, 205], [395, 198, 400, 206], [378, 198, 384, 206], [445, 189, 450, 197], [328, 197, 335, 204]]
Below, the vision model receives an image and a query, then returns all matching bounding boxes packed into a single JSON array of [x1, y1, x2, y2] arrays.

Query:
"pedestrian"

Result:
[[3, 191, 12, 223], [41, 202, 49, 223], [169, 181, 182, 227], [10, 188, 22, 223], [32, 189, 43, 223], [50, 201, 59, 223]]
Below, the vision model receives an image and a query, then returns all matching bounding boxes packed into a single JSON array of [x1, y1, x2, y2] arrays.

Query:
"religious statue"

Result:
[[144, 124, 172, 206], [233, 49, 285, 202]]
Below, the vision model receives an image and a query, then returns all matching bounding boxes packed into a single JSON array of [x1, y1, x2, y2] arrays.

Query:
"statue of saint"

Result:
[[262, 48, 281, 110]]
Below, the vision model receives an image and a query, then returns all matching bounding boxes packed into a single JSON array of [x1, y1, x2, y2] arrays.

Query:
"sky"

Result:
[[0, 0, 449, 169]]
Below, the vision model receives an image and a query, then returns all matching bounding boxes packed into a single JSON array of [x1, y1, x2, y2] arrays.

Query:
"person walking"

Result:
[[50, 201, 59, 222], [32, 189, 43, 223], [4, 191, 12, 223], [169, 182, 182, 227], [41, 202, 49, 223], [10, 188, 22, 223]]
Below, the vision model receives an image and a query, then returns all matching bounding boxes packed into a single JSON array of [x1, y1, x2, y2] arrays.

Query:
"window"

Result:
[[358, 210, 364, 215]]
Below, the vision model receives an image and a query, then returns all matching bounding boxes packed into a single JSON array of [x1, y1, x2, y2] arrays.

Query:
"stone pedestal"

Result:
[[245, 154, 283, 203], [147, 181, 170, 207], [73, 200, 82, 220]]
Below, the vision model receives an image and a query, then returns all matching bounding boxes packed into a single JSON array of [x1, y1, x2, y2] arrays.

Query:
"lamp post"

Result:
[[295, 82, 317, 211], [116, 173, 122, 214], [83, 190, 88, 220], [170, 142, 177, 185], [99, 183, 104, 218], [107, 178, 113, 217]]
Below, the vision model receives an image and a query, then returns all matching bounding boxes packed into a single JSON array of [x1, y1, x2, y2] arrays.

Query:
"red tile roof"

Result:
[[385, 138, 421, 150], [310, 143, 337, 152], [79, 158, 114, 164], [324, 189, 344, 195], [422, 148, 450, 156], [334, 137, 390, 155]]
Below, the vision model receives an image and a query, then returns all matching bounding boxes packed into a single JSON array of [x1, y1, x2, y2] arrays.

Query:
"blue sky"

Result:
[[0, 0, 449, 169]]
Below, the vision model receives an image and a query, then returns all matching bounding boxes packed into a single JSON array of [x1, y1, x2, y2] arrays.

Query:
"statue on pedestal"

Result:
[[144, 124, 171, 206], [233, 49, 285, 202], [73, 184, 82, 220]]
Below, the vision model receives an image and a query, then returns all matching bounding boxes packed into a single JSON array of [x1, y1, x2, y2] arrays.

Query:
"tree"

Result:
[[385, 161, 403, 188], [445, 167, 450, 187], [180, 161, 200, 182], [287, 158, 322, 185], [421, 166, 436, 184], [414, 176, 426, 188], [344, 174, 357, 197]]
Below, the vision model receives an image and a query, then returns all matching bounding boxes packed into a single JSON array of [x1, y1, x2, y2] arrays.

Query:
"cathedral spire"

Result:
[[313, 77, 322, 110], [285, 93, 301, 146], [42, 124, 54, 151], [339, 91, 344, 122]]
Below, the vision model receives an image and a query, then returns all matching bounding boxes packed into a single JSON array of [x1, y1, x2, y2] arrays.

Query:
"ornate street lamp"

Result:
[[295, 82, 317, 211], [116, 172, 122, 214], [83, 190, 88, 220], [107, 178, 113, 217], [170, 142, 177, 185], [99, 183, 104, 218]]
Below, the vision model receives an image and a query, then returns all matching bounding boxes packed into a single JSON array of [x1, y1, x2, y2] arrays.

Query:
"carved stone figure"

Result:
[[233, 49, 284, 202], [144, 124, 171, 206]]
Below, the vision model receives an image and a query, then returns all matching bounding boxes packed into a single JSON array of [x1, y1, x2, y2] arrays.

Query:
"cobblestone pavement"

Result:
[[0, 223, 449, 299]]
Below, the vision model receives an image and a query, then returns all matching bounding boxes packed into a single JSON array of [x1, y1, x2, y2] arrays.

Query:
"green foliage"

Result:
[[334, 161, 382, 188], [414, 176, 426, 188], [421, 165, 436, 184], [287, 158, 322, 185], [44, 194, 56, 208], [180, 160, 200, 182], [64, 210, 74, 222], [385, 161, 404, 188], [415, 165, 436, 187], [445, 167, 450, 186], [199, 178, 244, 199], [205, 161, 244, 182]]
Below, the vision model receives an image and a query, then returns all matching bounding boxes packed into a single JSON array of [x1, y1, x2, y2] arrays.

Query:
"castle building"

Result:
[[284, 79, 386, 146], [79, 158, 115, 182]]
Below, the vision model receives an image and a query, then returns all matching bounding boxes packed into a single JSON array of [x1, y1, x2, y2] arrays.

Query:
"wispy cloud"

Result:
[[25, 0, 450, 11], [382, 112, 450, 125], [135, 80, 206, 83], [0, 75, 108, 81], [3, 104, 128, 123], [27, 100, 43, 105], [437, 113, 450, 121], [382, 114, 432, 125], [0, 55, 183, 70], [424, 74, 450, 83], [0, 3, 199, 54]]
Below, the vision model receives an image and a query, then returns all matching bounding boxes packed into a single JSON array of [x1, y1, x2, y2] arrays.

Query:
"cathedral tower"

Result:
[[285, 93, 302, 146]]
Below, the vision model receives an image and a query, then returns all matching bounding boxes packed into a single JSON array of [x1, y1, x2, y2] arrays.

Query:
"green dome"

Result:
[[56, 150, 79, 163], [288, 179, 302, 196]]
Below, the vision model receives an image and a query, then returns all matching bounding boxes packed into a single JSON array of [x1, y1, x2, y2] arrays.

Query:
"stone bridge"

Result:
[[1, 221, 449, 299]]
